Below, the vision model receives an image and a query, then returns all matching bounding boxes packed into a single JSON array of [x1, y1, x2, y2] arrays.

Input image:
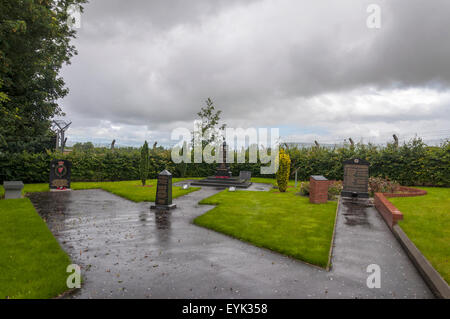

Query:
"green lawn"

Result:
[[0, 178, 200, 202], [251, 177, 306, 186], [0, 198, 72, 299], [389, 187, 450, 284], [194, 182, 337, 268]]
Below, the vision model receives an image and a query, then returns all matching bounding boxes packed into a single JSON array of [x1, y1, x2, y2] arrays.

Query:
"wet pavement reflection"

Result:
[[27, 187, 433, 299], [341, 198, 372, 227]]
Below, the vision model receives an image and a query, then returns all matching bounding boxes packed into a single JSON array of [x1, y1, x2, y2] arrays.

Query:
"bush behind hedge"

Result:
[[0, 138, 448, 186]]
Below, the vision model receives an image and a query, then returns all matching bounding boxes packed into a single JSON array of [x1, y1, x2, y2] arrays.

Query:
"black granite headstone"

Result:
[[49, 160, 72, 190], [341, 158, 369, 198], [151, 170, 176, 210]]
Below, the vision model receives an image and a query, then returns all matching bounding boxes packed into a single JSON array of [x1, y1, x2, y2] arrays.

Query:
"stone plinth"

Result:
[[3, 181, 24, 199], [309, 175, 328, 204]]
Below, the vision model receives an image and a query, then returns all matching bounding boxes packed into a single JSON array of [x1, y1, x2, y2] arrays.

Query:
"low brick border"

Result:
[[384, 186, 428, 198], [373, 186, 449, 299], [374, 187, 427, 229], [374, 193, 404, 229]]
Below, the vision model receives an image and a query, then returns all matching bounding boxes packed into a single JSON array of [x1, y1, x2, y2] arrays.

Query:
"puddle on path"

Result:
[[341, 198, 372, 227]]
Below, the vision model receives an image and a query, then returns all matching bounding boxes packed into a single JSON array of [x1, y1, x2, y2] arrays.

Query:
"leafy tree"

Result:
[[72, 142, 94, 152], [194, 98, 226, 147], [0, 0, 87, 153], [140, 141, 149, 186]]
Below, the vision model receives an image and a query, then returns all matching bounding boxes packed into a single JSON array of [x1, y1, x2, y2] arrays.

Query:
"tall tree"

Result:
[[194, 98, 226, 148], [0, 0, 87, 153], [140, 141, 149, 186]]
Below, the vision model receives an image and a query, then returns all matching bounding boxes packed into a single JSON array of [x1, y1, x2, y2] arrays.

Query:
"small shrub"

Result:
[[328, 181, 343, 200], [297, 181, 310, 196], [276, 149, 291, 192], [368, 177, 400, 196]]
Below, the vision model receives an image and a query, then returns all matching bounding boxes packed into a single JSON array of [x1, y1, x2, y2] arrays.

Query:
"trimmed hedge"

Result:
[[288, 139, 449, 186], [0, 138, 448, 186]]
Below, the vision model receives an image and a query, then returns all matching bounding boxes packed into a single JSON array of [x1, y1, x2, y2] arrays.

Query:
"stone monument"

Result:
[[215, 141, 232, 178], [49, 159, 72, 190], [151, 169, 177, 210], [191, 142, 252, 188], [341, 158, 369, 198]]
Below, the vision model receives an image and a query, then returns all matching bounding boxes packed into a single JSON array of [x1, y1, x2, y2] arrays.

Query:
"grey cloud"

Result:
[[60, 0, 450, 145]]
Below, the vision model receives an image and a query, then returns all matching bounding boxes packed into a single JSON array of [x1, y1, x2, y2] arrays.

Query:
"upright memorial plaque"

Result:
[[341, 158, 369, 198], [49, 159, 72, 190], [151, 169, 176, 210]]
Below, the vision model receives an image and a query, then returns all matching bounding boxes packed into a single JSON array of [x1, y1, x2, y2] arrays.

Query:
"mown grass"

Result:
[[0, 198, 72, 299], [194, 179, 337, 268], [389, 187, 450, 284], [0, 178, 200, 202]]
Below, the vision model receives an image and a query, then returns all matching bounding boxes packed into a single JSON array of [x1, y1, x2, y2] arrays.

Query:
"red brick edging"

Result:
[[373, 186, 427, 229]]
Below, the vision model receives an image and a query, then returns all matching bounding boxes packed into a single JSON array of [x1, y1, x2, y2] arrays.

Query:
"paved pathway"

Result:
[[28, 184, 433, 298]]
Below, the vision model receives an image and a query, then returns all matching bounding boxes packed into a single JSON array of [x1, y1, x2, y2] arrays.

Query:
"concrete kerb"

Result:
[[326, 196, 340, 271], [392, 224, 450, 299]]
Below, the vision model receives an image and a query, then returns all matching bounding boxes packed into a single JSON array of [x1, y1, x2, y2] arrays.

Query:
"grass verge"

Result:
[[0, 198, 72, 299], [194, 182, 337, 268], [389, 187, 450, 284]]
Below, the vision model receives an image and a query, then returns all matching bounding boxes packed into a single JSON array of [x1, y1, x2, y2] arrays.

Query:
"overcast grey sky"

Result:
[[59, 0, 450, 147]]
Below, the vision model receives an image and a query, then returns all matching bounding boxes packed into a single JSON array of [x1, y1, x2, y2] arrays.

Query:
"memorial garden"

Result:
[[0, 0, 448, 300], [0, 138, 449, 298], [0, 97, 449, 299]]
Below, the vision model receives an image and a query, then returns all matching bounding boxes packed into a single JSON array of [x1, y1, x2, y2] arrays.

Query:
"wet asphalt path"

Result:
[[27, 185, 433, 299]]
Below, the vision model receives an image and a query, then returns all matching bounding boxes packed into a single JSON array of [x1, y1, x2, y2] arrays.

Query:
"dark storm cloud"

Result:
[[60, 0, 450, 144]]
